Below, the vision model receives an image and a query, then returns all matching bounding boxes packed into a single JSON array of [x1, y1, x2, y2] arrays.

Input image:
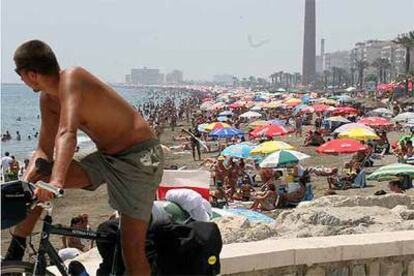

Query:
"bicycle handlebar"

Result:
[[34, 181, 64, 198]]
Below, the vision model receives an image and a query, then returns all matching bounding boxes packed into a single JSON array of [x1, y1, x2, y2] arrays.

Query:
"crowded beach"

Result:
[[2, 82, 414, 258]]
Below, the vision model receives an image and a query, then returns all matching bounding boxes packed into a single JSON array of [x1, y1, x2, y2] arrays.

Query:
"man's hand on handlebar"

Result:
[[34, 181, 64, 202], [34, 188, 54, 202]]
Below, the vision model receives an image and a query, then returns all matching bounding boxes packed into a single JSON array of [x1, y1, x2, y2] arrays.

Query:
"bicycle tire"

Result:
[[1, 261, 55, 276]]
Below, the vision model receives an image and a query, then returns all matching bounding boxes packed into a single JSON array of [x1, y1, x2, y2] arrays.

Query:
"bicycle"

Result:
[[1, 180, 122, 276]]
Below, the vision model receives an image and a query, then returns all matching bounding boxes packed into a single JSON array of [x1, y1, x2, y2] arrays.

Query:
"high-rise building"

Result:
[[302, 0, 316, 85], [130, 67, 163, 85], [381, 42, 406, 78], [350, 40, 388, 75], [324, 50, 351, 72], [166, 70, 184, 84]]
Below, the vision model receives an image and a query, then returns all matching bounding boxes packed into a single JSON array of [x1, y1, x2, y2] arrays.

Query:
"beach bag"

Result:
[[1, 180, 33, 229], [96, 220, 222, 276], [150, 221, 222, 275]]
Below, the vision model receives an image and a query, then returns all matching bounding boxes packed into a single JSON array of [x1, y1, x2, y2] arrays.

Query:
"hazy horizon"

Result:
[[2, 0, 413, 83]]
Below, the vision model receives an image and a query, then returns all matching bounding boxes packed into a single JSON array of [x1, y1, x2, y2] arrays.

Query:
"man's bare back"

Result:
[[44, 67, 155, 154]]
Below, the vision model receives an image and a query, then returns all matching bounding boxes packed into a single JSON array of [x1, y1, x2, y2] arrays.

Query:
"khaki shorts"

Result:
[[75, 139, 164, 222]]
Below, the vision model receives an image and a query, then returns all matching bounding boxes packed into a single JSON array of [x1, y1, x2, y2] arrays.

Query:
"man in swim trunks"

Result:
[[5, 40, 163, 275]]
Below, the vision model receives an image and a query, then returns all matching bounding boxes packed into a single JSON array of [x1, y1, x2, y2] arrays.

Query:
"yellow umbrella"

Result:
[[249, 120, 270, 128], [250, 141, 294, 155], [284, 98, 302, 104], [338, 128, 379, 141], [205, 122, 231, 131], [266, 101, 283, 109]]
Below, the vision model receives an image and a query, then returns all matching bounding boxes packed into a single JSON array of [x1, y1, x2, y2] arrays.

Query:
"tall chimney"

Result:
[[302, 0, 316, 85]]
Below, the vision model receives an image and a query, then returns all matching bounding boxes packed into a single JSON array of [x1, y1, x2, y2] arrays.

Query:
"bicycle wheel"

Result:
[[1, 261, 55, 276]]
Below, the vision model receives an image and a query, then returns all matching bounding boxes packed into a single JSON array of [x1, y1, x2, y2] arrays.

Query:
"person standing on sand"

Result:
[[5, 40, 163, 275]]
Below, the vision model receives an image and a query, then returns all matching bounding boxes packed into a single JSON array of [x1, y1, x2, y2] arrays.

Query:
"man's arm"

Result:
[[23, 93, 59, 182], [49, 71, 82, 187]]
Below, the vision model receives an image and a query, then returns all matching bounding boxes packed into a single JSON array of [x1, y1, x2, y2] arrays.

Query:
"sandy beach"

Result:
[[2, 117, 413, 256]]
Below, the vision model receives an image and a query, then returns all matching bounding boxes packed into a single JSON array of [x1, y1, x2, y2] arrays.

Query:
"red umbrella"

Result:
[[316, 139, 368, 154], [332, 106, 358, 115], [358, 117, 392, 127], [250, 125, 293, 138], [312, 104, 331, 112]]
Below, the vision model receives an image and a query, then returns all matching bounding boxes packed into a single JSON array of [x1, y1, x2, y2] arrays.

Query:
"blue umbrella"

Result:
[[217, 116, 229, 122], [293, 104, 308, 115], [209, 128, 244, 138], [301, 95, 311, 104], [221, 144, 253, 159], [218, 110, 233, 116]]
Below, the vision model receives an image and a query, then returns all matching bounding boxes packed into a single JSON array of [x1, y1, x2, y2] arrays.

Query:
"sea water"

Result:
[[1, 83, 189, 160]]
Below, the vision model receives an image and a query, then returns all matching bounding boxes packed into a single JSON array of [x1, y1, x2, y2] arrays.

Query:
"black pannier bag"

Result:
[[96, 219, 222, 276], [1, 180, 34, 230]]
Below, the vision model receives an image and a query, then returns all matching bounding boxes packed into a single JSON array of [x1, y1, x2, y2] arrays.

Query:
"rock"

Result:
[[391, 205, 414, 220], [214, 216, 277, 244]]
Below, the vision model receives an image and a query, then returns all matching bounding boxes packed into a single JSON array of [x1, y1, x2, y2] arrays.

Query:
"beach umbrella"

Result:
[[399, 135, 414, 143], [249, 120, 271, 128], [217, 116, 229, 122], [200, 101, 214, 110], [218, 110, 233, 116], [358, 117, 392, 127], [250, 105, 262, 111], [367, 163, 414, 181], [209, 127, 243, 138], [404, 119, 414, 128], [370, 108, 393, 117], [266, 101, 283, 109], [393, 112, 414, 122], [337, 95, 354, 103], [229, 101, 246, 109], [338, 128, 379, 141], [325, 116, 351, 123], [221, 144, 253, 159], [332, 106, 358, 115], [312, 104, 332, 113], [345, 87, 356, 92], [250, 141, 294, 155], [293, 104, 309, 114], [284, 98, 302, 107], [250, 125, 292, 138], [205, 122, 231, 131], [240, 111, 262, 119], [268, 119, 286, 126], [260, 150, 310, 168], [207, 102, 225, 111], [316, 139, 368, 154], [197, 123, 209, 132], [333, 123, 375, 133], [277, 88, 286, 92]]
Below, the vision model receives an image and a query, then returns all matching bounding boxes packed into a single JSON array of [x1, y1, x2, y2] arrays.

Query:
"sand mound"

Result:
[[214, 194, 414, 244], [214, 216, 277, 244]]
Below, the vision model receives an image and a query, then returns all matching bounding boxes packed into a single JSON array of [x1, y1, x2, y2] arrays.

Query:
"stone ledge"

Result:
[[220, 230, 414, 275]]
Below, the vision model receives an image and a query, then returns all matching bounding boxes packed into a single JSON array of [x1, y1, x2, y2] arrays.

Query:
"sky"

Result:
[[1, 0, 413, 83]]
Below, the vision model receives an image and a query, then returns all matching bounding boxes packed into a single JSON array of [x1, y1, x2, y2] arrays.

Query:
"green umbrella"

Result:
[[259, 150, 310, 168], [399, 135, 414, 143], [367, 163, 414, 182]]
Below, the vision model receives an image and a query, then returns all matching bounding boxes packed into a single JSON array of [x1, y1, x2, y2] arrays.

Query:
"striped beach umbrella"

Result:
[[367, 163, 414, 181], [250, 141, 294, 155], [205, 122, 231, 131], [260, 150, 310, 168]]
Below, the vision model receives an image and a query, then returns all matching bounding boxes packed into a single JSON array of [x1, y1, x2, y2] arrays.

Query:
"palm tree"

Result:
[[355, 59, 369, 90], [393, 31, 414, 94], [371, 58, 391, 84]]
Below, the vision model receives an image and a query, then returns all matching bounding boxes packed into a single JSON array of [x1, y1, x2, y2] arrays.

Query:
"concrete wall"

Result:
[[221, 231, 414, 276]]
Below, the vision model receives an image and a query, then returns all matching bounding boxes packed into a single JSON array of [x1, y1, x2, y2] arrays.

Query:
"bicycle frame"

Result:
[[33, 214, 121, 276]]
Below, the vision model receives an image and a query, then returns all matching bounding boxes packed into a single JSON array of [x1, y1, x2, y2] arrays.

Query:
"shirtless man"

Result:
[[5, 40, 163, 275]]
